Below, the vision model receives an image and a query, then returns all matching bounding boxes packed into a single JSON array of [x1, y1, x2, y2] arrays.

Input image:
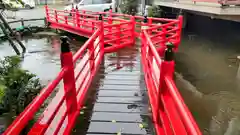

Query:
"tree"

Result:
[[120, 0, 138, 15]]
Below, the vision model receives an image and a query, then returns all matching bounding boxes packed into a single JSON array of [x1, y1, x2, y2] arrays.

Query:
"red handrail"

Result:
[[46, 6, 136, 53], [141, 29, 202, 135], [165, 76, 201, 134], [4, 21, 105, 135]]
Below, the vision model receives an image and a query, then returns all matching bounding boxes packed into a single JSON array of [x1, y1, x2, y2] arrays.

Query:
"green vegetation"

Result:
[[120, 0, 138, 15], [0, 56, 43, 116], [147, 6, 162, 18]]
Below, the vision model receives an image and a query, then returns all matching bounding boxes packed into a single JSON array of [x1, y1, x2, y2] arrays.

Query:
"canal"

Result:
[[175, 13, 240, 135]]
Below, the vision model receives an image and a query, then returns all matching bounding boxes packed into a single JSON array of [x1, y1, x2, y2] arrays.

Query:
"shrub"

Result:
[[147, 6, 162, 18], [0, 56, 43, 116], [120, 0, 138, 15]]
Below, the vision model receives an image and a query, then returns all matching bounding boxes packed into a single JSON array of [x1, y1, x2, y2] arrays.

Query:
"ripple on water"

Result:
[[175, 34, 240, 135], [0, 36, 81, 83]]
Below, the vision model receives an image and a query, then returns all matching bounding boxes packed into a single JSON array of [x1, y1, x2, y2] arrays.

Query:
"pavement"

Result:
[[10, 5, 64, 20], [3, 5, 65, 29]]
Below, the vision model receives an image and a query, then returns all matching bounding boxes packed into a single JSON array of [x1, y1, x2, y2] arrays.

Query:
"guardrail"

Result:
[[141, 29, 202, 135], [142, 15, 182, 55], [3, 20, 105, 135], [45, 6, 136, 53]]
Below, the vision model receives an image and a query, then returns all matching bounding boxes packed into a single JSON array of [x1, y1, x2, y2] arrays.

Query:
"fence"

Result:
[[141, 29, 201, 135], [45, 6, 136, 53], [3, 20, 104, 135]]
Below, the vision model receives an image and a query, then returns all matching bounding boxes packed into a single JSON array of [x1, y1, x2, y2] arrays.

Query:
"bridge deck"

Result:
[[72, 45, 155, 134]]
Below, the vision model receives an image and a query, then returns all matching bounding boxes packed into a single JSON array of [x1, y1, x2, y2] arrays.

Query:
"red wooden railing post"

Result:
[[163, 43, 175, 77], [99, 14, 104, 50], [88, 15, 95, 69], [88, 41, 94, 71], [45, 5, 49, 22], [117, 24, 121, 45], [71, 3, 74, 13], [92, 22, 94, 32], [79, 11, 83, 28], [177, 14, 183, 51], [65, 16, 68, 25], [75, 7, 79, 27], [155, 42, 175, 125], [72, 9, 76, 26], [60, 36, 77, 120], [142, 16, 148, 31], [54, 10, 58, 23], [83, 10, 86, 27], [148, 17, 152, 26], [159, 26, 167, 56], [109, 6, 113, 20], [108, 7, 113, 33], [131, 15, 135, 45], [160, 43, 175, 91]]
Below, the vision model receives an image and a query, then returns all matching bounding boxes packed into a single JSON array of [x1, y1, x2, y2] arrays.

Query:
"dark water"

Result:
[[175, 14, 240, 135], [0, 35, 84, 83]]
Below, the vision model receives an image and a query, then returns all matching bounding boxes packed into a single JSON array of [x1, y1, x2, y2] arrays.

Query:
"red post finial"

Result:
[[177, 12, 183, 51], [131, 15, 135, 45], [54, 10, 58, 23], [65, 16, 68, 24], [99, 14, 104, 50]]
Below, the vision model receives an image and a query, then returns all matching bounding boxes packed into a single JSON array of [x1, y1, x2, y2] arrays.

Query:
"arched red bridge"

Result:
[[3, 6, 202, 135]]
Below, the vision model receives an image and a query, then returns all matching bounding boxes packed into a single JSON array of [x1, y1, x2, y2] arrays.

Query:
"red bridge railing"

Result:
[[3, 18, 105, 135], [141, 28, 201, 134], [45, 6, 135, 53], [3, 7, 202, 135], [45, 6, 183, 53]]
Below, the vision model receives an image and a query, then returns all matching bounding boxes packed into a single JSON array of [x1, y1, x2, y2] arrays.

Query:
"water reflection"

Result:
[[104, 46, 154, 134], [105, 46, 138, 73], [0, 35, 84, 84]]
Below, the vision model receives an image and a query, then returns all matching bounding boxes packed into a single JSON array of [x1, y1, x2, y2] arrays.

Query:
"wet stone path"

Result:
[[72, 45, 155, 135]]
